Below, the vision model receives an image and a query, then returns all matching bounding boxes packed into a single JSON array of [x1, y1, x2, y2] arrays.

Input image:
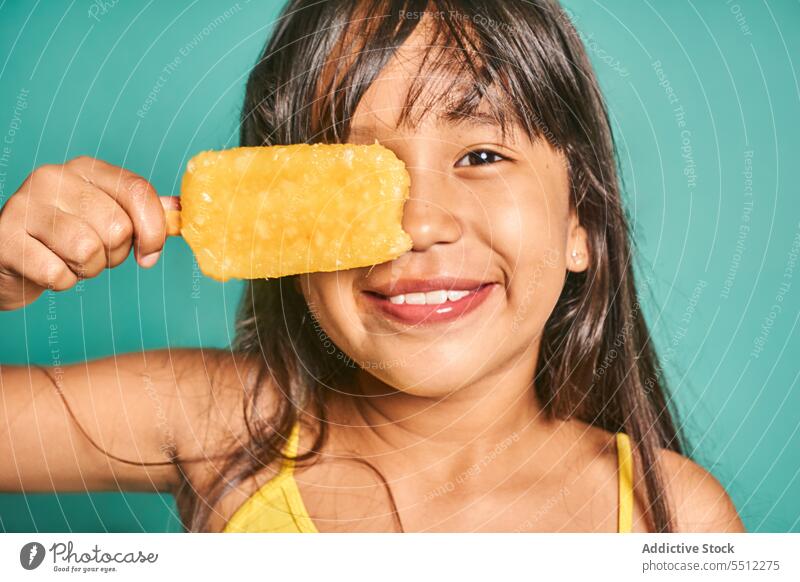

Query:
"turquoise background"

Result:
[[0, 0, 797, 532]]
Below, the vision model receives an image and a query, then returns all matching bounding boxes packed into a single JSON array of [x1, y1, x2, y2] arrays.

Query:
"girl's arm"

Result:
[[2, 350, 181, 491], [0, 348, 253, 493], [0, 158, 257, 494]]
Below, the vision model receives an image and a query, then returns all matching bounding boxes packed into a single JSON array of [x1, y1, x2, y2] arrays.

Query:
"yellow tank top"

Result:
[[222, 424, 635, 533]]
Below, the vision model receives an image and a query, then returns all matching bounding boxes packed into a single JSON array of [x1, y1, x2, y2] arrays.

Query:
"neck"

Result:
[[329, 342, 556, 456]]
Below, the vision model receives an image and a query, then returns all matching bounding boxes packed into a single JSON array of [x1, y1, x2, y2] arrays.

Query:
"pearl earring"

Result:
[[572, 249, 581, 263]]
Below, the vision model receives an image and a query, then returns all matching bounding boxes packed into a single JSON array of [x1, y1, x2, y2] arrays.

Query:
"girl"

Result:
[[0, 0, 745, 533]]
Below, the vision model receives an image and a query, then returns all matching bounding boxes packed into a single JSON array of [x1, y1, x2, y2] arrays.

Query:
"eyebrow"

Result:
[[439, 108, 505, 129], [347, 109, 506, 139]]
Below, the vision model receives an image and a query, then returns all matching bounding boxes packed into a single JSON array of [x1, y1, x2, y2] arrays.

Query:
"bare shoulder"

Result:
[[655, 447, 746, 533], [562, 420, 745, 533]]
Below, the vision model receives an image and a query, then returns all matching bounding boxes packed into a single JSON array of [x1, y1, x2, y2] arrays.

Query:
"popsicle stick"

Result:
[[165, 209, 181, 237], [159, 196, 182, 237]]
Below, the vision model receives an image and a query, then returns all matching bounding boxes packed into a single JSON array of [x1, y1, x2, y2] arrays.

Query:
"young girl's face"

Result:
[[299, 26, 589, 397]]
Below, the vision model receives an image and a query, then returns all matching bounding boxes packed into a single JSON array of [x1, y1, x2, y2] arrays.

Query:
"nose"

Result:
[[401, 165, 462, 252]]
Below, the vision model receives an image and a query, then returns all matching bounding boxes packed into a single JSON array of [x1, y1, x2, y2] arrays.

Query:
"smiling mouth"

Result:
[[360, 283, 498, 325]]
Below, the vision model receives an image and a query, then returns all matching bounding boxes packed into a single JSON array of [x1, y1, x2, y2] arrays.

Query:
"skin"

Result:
[[0, 28, 745, 533]]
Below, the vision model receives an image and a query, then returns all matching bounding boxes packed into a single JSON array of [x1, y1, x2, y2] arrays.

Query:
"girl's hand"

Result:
[[0, 157, 169, 310]]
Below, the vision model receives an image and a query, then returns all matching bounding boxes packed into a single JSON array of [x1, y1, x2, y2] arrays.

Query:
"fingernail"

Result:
[[139, 250, 161, 268]]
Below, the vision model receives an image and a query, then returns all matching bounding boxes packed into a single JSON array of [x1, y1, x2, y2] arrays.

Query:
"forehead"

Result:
[[347, 25, 520, 141]]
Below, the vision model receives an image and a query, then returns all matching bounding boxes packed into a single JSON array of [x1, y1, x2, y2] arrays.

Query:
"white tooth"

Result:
[[447, 290, 470, 301], [387, 289, 473, 305], [405, 292, 426, 305], [425, 290, 448, 305]]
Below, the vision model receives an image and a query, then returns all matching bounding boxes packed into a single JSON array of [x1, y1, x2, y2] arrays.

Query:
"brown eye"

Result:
[[455, 149, 507, 167]]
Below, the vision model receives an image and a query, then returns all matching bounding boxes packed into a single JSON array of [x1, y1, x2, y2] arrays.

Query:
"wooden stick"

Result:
[[165, 209, 182, 237], [159, 196, 182, 237]]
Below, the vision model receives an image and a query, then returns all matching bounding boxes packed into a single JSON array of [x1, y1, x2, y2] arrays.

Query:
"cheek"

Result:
[[484, 174, 568, 257], [506, 247, 566, 338], [301, 271, 366, 355], [479, 161, 570, 252], [482, 181, 569, 333]]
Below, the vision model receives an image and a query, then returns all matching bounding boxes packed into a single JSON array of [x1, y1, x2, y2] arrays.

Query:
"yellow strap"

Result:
[[616, 432, 634, 533], [280, 422, 319, 532], [282, 421, 301, 471]]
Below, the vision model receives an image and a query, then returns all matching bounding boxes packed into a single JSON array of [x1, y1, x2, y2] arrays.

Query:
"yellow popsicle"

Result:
[[167, 143, 412, 282]]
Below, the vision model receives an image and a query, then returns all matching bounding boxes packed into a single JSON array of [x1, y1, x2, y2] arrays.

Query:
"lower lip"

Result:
[[360, 283, 498, 326]]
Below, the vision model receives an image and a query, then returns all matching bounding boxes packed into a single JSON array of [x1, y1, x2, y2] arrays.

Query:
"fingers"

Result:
[[0, 269, 47, 311], [55, 183, 135, 269], [24, 202, 108, 279], [65, 157, 166, 267], [0, 157, 169, 310], [0, 229, 78, 292]]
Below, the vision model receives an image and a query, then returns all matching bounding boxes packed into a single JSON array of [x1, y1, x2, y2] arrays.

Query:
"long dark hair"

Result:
[[179, 0, 685, 532]]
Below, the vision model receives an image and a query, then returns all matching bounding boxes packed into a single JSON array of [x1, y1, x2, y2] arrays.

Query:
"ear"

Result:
[[566, 210, 590, 273]]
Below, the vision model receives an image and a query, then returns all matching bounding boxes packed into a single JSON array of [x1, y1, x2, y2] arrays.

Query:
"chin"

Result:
[[357, 349, 479, 398]]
